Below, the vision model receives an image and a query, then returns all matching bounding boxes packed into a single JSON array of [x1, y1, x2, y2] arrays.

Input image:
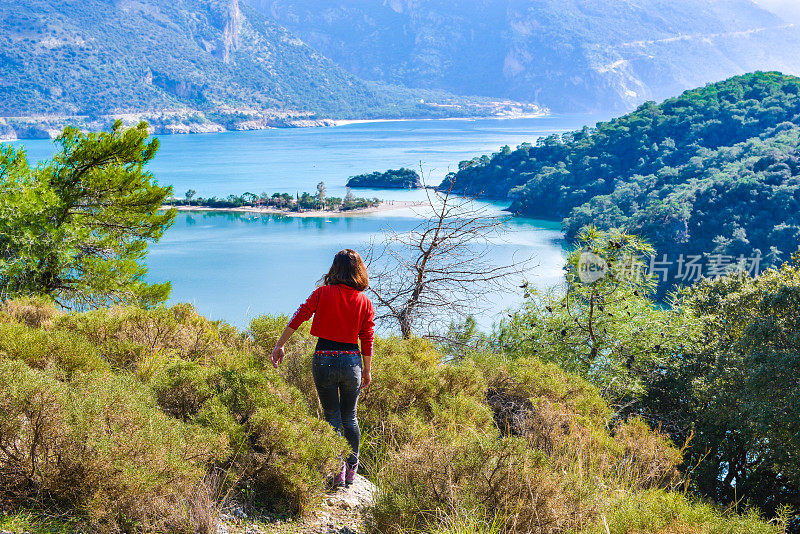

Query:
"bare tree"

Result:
[[367, 175, 533, 339]]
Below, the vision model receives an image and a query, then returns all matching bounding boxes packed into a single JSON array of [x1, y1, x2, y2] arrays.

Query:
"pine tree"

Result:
[[0, 121, 175, 308]]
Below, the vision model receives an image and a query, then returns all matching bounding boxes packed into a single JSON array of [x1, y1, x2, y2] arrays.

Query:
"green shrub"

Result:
[[249, 314, 294, 353], [152, 361, 348, 514], [390, 490, 784, 534], [0, 300, 779, 533], [56, 304, 230, 367], [476, 354, 680, 487], [0, 302, 350, 528], [151, 359, 213, 421], [0, 360, 69, 496], [0, 360, 219, 533], [361, 337, 485, 436], [0, 508, 79, 534], [365, 338, 683, 534], [369, 425, 574, 534], [250, 314, 319, 411], [499, 356, 611, 423], [208, 366, 347, 513], [0, 322, 108, 376], [580, 489, 784, 534]]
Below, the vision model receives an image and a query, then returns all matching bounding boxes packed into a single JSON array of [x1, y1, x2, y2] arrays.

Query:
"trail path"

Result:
[[218, 475, 377, 534]]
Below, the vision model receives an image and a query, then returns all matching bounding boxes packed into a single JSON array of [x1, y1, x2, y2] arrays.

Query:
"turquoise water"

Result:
[[150, 210, 566, 330], [13, 115, 594, 199], [10, 116, 593, 330]]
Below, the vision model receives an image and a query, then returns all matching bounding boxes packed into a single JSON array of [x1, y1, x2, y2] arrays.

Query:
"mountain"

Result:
[[0, 0, 524, 138], [249, 0, 800, 113], [754, 0, 800, 24], [443, 72, 800, 277]]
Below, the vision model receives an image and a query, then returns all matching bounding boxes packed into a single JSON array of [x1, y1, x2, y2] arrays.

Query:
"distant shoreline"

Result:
[[332, 111, 548, 127], [0, 110, 549, 142], [161, 200, 425, 218]]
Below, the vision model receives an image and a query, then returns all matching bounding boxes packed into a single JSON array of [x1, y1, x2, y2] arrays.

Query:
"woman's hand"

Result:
[[361, 368, 372, 389], [271, 345, 285, 368], [270, 326, 296, 368]]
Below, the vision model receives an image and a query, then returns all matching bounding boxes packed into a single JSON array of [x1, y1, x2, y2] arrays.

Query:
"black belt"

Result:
[[315, 337, 359, 352]]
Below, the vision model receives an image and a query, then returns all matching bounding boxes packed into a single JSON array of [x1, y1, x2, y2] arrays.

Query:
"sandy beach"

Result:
[[161, 200, 425, 217]]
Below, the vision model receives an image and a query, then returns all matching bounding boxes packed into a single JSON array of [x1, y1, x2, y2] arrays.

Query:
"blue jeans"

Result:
[[312, 350, 362, 466]]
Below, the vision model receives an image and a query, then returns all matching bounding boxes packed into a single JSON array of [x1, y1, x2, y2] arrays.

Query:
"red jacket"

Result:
[[288, 284, 375, 358]]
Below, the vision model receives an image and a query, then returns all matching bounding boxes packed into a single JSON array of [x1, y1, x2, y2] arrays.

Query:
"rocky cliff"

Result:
[[250, 0, 800, 113]]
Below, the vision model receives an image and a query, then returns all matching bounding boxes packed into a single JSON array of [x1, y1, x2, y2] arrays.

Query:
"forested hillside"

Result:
[[0, 0, 507, 138], [251, 0, 800, 112], [447, 72, 800, 278]]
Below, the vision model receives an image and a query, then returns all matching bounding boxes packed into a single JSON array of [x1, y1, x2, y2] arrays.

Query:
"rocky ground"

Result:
[[218, 475, 377, 534], [0, 475, 376, 534]]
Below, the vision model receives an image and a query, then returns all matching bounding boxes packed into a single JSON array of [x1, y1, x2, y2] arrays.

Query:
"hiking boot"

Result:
[[333, 462, 346, 487], [345, 461, 358, 486]]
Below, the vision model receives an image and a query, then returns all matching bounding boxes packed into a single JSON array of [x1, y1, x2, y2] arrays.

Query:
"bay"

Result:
[[9, 116, 595, 330], [152, 210, 566, 331], [13, 115, 594, 199]]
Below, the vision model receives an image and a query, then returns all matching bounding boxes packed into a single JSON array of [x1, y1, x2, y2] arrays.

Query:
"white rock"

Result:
[[325, 474, 377, 511]]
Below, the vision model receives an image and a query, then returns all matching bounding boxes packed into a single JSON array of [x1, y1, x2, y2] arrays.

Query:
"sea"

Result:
[[10, 115, 596, 331]]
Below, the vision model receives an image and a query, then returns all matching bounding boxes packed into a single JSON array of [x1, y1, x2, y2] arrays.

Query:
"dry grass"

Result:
[[579, 489, 783, 534], [0, 301, 348, 532], [365, 344, 684, 534], [0, 300, 780, 534], [182, 470, 224, 534], [0, 296, 62, 328]]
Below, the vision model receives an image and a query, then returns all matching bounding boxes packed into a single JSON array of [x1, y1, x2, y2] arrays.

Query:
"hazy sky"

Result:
[[752, 0, 800, 24]]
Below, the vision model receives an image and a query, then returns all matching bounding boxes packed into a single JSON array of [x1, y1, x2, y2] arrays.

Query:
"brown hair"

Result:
[[322, 249, 369, 291]]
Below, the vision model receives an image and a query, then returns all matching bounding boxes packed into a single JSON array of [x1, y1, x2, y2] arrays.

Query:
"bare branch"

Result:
[[367, 168, 535, 339]]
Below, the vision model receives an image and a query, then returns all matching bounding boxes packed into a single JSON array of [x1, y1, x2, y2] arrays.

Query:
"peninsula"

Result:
[[162, 189, 422, 217]]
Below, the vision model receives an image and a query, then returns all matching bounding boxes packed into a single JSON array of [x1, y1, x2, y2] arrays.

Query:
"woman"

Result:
[[271, 249, 375, 487]]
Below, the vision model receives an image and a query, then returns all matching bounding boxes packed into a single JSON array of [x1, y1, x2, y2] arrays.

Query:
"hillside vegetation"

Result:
[[447, 72, 800, 279], [496, 228, 800, 529], [0, 297, 782, 534], [252, 0, 800, 112]]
